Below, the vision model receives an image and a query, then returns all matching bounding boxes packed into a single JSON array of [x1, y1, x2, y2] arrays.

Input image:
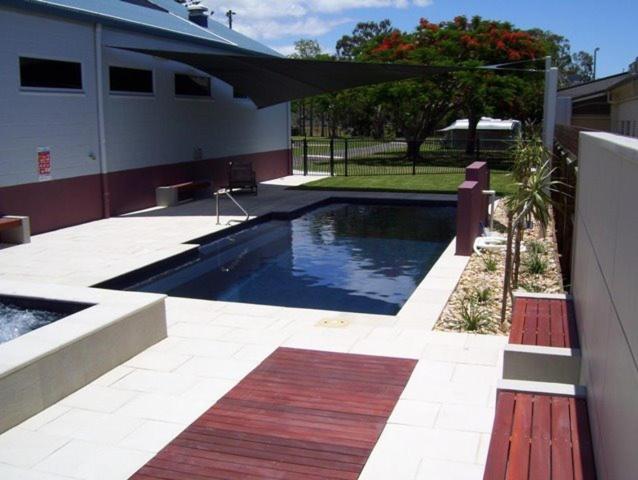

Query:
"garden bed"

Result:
[[435, 200, 564, 334]]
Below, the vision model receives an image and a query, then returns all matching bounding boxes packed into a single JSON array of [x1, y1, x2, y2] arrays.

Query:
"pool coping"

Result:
[[0, 279, 167, 434]]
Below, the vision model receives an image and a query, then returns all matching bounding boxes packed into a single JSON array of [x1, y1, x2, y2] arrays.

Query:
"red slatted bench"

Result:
[[509, 297, 579, 349], [484, 390, 596, 480]]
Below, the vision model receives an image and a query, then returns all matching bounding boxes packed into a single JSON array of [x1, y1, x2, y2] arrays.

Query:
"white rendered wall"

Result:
[[0, 8, 100, 188], [101, 29, 289, 174], [0, 7, 289, 188], [572, 132, 638, 479]]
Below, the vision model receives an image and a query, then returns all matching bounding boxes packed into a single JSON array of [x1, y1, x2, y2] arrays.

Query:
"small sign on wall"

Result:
[[37, 147, 52, 181]]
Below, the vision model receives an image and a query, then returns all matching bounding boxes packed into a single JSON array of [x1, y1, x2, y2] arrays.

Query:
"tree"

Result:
[[361, 16, 549, 158], [336, 20, 395, 60]]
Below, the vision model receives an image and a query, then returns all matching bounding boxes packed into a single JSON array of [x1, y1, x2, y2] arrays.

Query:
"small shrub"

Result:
[[519, 280, 543, 293], [524, 251, 548, 275], [459, 295, 490, 332], [527, 239, 547, 256], [482, 254, 498, 272], [473, 287, 491, 304]]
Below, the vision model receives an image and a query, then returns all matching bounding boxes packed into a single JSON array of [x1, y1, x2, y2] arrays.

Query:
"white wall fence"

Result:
[[572, 132, 638, 479]]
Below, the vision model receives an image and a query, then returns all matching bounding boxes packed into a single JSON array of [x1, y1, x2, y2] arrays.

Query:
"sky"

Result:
[[203, 0, 637, 78]]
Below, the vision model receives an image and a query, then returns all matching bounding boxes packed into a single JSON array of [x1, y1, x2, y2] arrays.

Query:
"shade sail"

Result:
[[120, 48, 466, 108]]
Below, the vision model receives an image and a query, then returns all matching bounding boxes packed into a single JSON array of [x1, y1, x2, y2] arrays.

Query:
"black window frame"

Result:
[[174, 73, 211, 98], [109, 66, 154, 95], [19, 56, 83, 91]]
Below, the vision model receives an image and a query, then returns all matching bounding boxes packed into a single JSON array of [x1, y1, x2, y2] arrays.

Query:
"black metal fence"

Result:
[[292, 137, 514, 176]]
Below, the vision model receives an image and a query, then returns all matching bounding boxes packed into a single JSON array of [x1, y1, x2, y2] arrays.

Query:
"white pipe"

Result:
[[95, 23, 110, 217]]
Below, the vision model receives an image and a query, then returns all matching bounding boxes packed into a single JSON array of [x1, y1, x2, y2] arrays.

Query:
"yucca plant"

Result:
[[473, 287, 491, 304], [500, 136, 562, 324], [524, 250, 548, 275], [460, 295, 489, 331], [482, 253, 498, 272]]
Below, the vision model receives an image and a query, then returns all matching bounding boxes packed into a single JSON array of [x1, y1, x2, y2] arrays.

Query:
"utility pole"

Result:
[[593, 47, 600, 80], [226, 10, 236, 29]]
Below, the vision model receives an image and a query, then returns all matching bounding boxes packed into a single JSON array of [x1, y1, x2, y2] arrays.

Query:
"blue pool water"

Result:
[[133, 202, 456, 315]]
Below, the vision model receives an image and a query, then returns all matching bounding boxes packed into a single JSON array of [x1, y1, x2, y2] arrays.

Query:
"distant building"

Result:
[[438, 117, 522, 148], [609, 74, 638, 137], [0, 0, 291, 234], [556, 59, 638, 136]]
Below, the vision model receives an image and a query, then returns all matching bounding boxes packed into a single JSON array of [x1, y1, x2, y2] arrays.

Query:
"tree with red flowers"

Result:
[[360, 15, 550, 156]]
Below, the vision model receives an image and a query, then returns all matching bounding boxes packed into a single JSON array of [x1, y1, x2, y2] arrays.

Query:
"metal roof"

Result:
[[439, 117, 521, 132], [5, 0, 279, 56], [558, 72, 632, 100]]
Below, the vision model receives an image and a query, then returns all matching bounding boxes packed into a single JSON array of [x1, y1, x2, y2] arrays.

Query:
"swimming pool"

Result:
[[121, 200, 456, 315]]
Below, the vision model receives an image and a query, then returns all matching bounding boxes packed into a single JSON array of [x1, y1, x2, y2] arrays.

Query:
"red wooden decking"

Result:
[[131, 347, 416, 480], [483, 390, 596, 480], [509, 297, 579, 348]]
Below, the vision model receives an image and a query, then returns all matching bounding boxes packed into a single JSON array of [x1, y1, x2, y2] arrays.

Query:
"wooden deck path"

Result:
[[484, 390, 596, 480], [131, 347, 417, 480], [509, 297, 579, 348]]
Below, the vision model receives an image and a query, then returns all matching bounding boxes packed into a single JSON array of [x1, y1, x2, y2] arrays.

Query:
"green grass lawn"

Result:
[[295, 171, 516, 195]]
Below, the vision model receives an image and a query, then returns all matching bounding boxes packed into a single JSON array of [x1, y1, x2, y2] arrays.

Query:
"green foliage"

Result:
[[460, 295, 490, 331], [482, 254, 498, 272], [524, 250, 548, 275], [519, 280, 544, 292], [527, 239, 547, 255], [473, 287, 492, 304]]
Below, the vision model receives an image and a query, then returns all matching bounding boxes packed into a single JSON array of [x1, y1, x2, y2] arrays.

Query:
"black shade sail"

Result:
[[120, 48, 467, 108]]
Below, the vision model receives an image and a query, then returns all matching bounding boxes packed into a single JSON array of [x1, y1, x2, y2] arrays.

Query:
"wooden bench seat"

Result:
[[0, 217, 22, 232], [484, 390, 596, 480], [156, 180, 211, 207], [509, 297, 579, 349]]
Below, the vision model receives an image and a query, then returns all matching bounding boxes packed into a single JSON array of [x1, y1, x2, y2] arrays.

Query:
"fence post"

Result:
[[412, 143, 416, 175], [329, 137, 335, 176], [344, 138, 349, 177], [303, 137, 308, 176]]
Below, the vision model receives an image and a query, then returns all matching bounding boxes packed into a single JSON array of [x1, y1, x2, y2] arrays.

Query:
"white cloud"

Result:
[[202, 0, 433, 40]]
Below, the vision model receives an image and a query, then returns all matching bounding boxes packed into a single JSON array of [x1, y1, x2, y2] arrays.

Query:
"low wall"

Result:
[[572, 132, 638, 479], [0, 148, 291, 234]]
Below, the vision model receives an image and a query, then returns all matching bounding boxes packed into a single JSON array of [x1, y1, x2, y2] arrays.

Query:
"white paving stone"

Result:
[[0, 180, 506, 478], [0, 429, 69, 467], [118, 420, 185, 453], [33, 440, 152, 480]]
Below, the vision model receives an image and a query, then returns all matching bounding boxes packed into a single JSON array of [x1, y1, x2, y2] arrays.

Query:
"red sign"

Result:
[[37, 147, 51, 180]]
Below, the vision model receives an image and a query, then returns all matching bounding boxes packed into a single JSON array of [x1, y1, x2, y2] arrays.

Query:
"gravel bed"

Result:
[[435, 200, 564, 335]]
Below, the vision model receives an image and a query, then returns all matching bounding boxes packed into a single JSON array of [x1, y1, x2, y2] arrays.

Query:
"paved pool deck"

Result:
[[0, 176, 507, 479]]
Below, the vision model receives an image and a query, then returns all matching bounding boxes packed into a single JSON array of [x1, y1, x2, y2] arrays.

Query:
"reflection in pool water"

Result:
[[134, 202, 456, 315]]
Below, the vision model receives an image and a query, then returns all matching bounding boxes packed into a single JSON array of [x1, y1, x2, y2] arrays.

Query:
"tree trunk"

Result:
[[500, 211, 515, 325], [512, 221, 524, 289], [406, 139, 424, 161], [466, 114, 480, 155]]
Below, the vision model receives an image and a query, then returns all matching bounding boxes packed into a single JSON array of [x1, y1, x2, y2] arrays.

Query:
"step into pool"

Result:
[[121, 200, 456, 315]]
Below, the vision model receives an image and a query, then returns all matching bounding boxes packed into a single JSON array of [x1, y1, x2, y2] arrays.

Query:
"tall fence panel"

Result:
[[292, 137, 514, 177]]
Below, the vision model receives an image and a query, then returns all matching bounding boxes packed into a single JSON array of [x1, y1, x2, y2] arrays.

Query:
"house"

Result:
[[556, 64, 638, 133], [0, 0, 292, 234], [438, 117, 522, 148], [609, 72, 638, 137]]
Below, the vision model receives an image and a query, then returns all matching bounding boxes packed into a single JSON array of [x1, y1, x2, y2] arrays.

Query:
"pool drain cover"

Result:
[[317, 318, 349, 328]]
